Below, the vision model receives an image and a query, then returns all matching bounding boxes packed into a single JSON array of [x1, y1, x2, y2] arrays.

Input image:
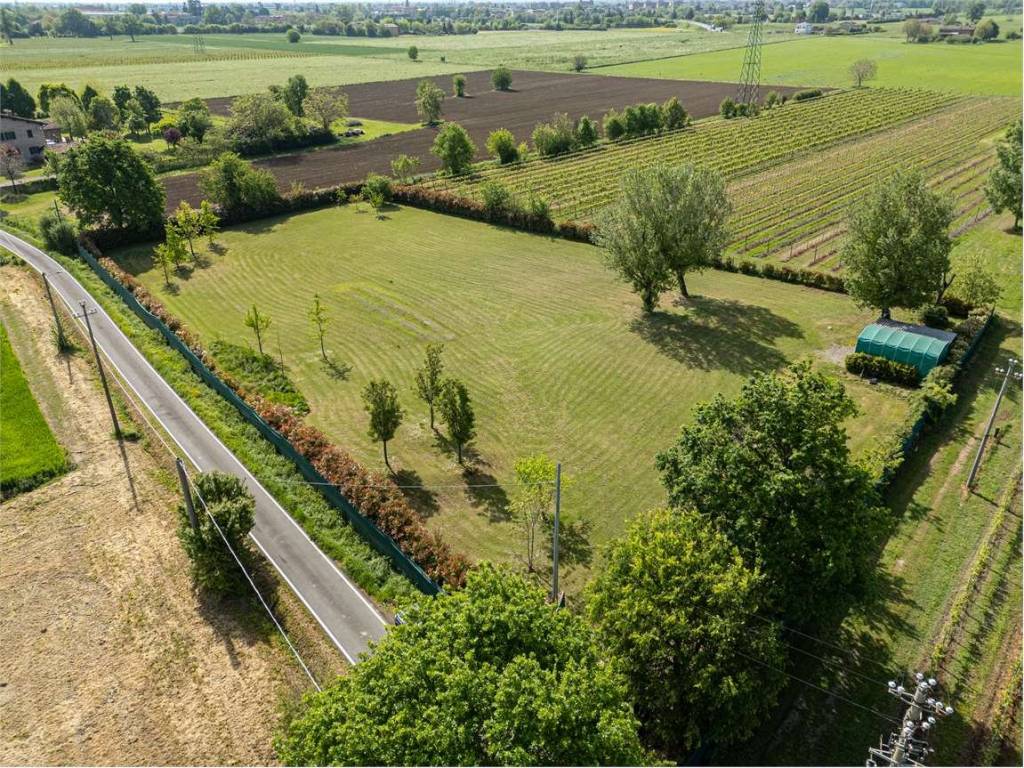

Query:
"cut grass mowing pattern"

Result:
[[0, 323, 66, 497], [113, 204, 909, 585], [599, 28, 1024, 97]]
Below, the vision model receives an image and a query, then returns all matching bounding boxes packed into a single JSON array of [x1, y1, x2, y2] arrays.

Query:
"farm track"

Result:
[[163, 71, 795, 211]]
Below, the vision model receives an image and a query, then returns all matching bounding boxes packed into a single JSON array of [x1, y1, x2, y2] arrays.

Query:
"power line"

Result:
[[734, 647, 901, 726], [187, 469, 322, 692]]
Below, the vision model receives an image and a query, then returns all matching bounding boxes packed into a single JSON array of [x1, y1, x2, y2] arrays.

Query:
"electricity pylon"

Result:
[[736, 0, 766, 107], [866, 672, 954, 767]]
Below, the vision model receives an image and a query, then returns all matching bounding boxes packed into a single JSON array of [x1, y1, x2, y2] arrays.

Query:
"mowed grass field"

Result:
[[601, 24, 1023, 96], [113, 204, 909, 583], [0, 322, 66, 497], [0, 24, 786, 102]]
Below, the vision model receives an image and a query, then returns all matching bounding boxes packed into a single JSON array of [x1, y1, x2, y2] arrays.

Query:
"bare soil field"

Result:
[[0, 264, 342, 765], [164, 70, 802, 209]]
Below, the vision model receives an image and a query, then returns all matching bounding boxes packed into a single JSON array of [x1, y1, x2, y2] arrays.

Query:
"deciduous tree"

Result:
[[243, 303, 271, 355], [849, 58, 877, 87], [985, 121, 1022, 229], [308, 293, 331, 361], [282, 73, 308, 117], [0, 145, 23, 192], [274, 565, 649, 766], [362, 379, 403, 471], [431, 121, 476, 175], [176, 470, 255, 595], [588, 507, 785, 755], [414, 343, 444, 429], [48, 95, 88, 139], [843, 171, 953, 318], [57, 135, 165, 231], [87, 95, 119, 130], [453, 73, 466, 97], [199, 152, 279, 214], [439, 378, 475, 464], [303, 87, 348, 132], [947, 254, 1002, 309], [486, 128, 519, 164], [169, 200, 203, 262], [491, 66, 512, 91], [1, 78, 36, 118], [656, 362, 887, 626], [390, 153, 420, 183], [177, 96, 213, 142], [415, 79, 445, 124]]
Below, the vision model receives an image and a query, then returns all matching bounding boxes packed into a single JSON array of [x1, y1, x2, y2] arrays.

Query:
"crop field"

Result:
[[729, 95, 1021, 270], [0, 24, 789, 102], [112, 204, 910, 586], [0, 322, 66, 497], [162, 71, 788, 210], [427, 87, 962, 219], [600, 23, 1024, 96]]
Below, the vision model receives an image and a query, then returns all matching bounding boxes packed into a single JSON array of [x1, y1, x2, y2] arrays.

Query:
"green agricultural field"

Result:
[[0, 322, 67, 497], [600, 31, 1023, 96], [0, 24, 786, 102], [113, 204, 910, 585]]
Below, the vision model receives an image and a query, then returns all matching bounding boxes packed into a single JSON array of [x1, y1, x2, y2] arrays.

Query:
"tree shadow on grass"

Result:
[[462, 465, 510, 524], [322, 356, 351, 381], [630, 295, 804, 375], [393, 467, 440, 519]]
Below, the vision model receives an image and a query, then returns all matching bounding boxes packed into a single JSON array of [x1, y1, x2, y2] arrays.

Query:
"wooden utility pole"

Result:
[[967, 358, 1020, 488], [551, 462, 561, 603], [176, 458, 199, 532], [78, 301, 121, 439], [42, 272, 67, 348]]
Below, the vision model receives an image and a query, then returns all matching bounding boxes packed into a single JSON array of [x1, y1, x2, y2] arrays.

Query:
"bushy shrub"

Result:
[[845, 352, 921, 387], [39, 211, 78, 255], [720, 97, 736, 118], [623, 103, 663, 136], [940, 294, 973, 317], [480, 180, 517, 218], [793, 89, 824, 102], [491, 66, 512, 91], [287, 28, 301, 42], [485, 128, 519, 164], [603, 110, 626, 140], [574, 115, 599, 147], [531, 113, 576, 157], [764, 90, 781, 108], [362, 172, 393, 207], [662, 96, 689, 129], [918, 303, 950, 329]]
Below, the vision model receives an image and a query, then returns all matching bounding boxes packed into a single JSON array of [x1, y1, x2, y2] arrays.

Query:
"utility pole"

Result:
[[77, 301, 121, 439], [551, 462, 561, 604], [176, 458, 199, 532], [52, 199, 63, 224], [967, 357, 1020, 488], [866, 672, 953, 766], [42, 273, 67, 348]]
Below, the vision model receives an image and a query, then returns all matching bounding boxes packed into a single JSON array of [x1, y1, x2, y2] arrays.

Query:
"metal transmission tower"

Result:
[[736, 0, 766, 107], [192, 33, 206, 55], [866, 672, 954, 767]]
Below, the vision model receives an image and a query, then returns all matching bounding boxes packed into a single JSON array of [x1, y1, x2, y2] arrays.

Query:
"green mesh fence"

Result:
[[77, 245, 440, 595]]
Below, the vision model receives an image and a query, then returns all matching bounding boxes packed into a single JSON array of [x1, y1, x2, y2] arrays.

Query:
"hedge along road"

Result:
[[162, 70, 807, 210], [0, 228, 388, 665]]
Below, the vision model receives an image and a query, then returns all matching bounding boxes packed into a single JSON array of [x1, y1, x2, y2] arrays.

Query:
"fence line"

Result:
[[76, 244, 440, 596]]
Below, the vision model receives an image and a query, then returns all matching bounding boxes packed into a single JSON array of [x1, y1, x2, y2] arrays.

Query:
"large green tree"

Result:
[[656, 362, 886, 626], [588, 507, 785, 755], [431, 121, 476, 175], [362, 379, 403, 471], [415, 78, 445, 124], [177, 470, 255, 595], [1, 78, 36, 118], [199, 152, 280, 214], [274, 565, 649, 766], [984, 121, 1022, 229], [57, 135, 165, 231], [842, 171, 953, 318], [281, 73, 309, 117]]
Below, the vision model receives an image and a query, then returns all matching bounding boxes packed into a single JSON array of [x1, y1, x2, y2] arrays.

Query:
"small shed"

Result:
[[856, 320, 956, 377]]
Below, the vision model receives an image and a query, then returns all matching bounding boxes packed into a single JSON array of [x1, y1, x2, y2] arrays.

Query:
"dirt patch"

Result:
[[0, 265, 340, 765], [164, 71, 806, 210]]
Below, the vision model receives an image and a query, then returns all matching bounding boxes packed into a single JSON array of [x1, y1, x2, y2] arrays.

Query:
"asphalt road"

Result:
[[0, 228, 388, 664]]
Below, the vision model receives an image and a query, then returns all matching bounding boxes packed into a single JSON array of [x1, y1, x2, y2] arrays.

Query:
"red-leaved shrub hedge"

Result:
[[81, 236, 470, 589]]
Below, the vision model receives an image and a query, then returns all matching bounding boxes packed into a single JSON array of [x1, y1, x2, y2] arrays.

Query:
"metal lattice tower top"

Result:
[[736, 0, 766, 107]]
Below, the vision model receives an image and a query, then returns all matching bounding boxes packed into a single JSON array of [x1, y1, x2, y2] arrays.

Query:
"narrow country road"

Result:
[[0, 228, 388, 664]]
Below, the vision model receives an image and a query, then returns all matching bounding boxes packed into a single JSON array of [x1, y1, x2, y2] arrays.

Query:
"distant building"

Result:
[[938, 24, 974, 38], [794, 21, 814, 33], [0, 112, 62, 164], [382, 22, 401, 36]]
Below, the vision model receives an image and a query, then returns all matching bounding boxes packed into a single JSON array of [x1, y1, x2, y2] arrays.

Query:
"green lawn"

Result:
[[112, 204, 908, 586], [601, 32, 1023, 96], [0, 322, 67, 497]]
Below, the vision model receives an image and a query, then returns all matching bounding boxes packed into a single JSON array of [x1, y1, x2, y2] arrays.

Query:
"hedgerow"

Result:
[[844, 352, 921, 387]]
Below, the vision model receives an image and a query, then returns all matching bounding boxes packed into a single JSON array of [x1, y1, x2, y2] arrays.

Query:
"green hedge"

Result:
[[845, 352, 921, 387]]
